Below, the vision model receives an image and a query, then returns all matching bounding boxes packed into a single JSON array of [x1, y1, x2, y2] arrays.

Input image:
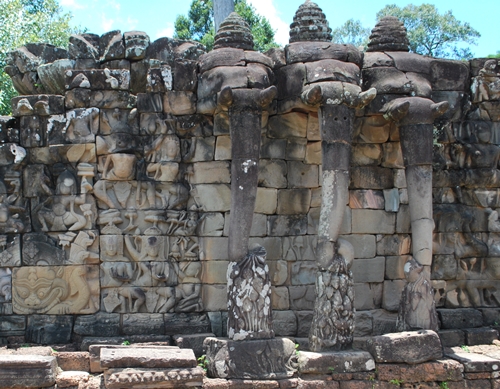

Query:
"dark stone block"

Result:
[[438, 308, 483, 329], [100, 30, 125, 62], [286, 41, 362, 66], [366, 330, 442, 364], [0, 116, 19, 144], [137, 93, 163, 113], [479, 308, 500, 326], [430, 59, 470, 91], [65, 88, 92, 109], [74, 313, 120, 337], [0, 315, 26, 336], [204, 337, 296, 379], [11, 95, 65, 117], [69, 34, 99, 60], [173, 333, 215, 357], [350, 166, 394, 189], [438, 329, 465, 347], [27, 315, 73, 344], [122, 313, 165, 335], [20, 115, 46, 148], [464, 328, 499, 346], [164, 313, 211, 335]]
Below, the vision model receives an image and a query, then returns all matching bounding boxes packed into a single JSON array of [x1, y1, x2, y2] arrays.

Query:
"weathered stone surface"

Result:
[[204, 337, 296, 379], [352, 257, 385, 283], [100, 347, 197, 368], [366, 330, 443, 364], [439, 309, 484, 329], [352, 209, 395, 234], [377, 359, 464, 382], [340, 234, 376, 259], [445, 351, 500, 373], [438, 329, 465, 347], [26, 315, 73, 344], [464, 328, 499, 346], [0, 355, 57, 388], [104, 366, 204, 389], [56, 351, 90, 372], [382, 280, 406, 312], [298, 350, 375, 374]]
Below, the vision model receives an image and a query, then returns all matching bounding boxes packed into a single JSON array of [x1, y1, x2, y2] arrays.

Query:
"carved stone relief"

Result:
[[12, 265, 99, 314]]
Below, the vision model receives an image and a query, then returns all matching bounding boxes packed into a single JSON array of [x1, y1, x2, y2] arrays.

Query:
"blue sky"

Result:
[[60, 0, 499, 57]]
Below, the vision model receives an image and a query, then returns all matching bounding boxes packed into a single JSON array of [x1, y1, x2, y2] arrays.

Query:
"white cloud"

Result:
[[101, 14, 115, 31], [247, 0, 290, 46], [155, 23, 175, 39], [60, 0, 84, 9], [126, 17, 138, 31]]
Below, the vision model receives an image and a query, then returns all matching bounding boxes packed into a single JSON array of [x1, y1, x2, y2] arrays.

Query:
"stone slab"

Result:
[[204, 337, 296, 379], [100, 347, 196, 369], [445, 351, 500, 373], [366, 330, 443, 364], [0, 355, 57, 388], [298, 350, 375, 374], [104, 366, 204, 389]]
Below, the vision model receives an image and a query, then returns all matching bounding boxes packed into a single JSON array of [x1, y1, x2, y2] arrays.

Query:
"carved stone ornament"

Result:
[[289, 0, 332, 43], [396, 257, 439, 331], [227, 245, 273, 340]]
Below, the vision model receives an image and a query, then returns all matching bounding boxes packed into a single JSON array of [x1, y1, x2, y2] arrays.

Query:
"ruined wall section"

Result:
[[0, 30, 499, 343]]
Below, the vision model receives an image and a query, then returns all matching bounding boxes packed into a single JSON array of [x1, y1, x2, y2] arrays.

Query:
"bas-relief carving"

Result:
[[94, 180, 189, 210], [0, 235, 20, 267], [98, 153, 137, 181], [33, 168, 96, 232], [0, 174, 29, 234], [0, 268, 11, 302], [283, 235, 317, 261], [97, 209, 200, 239], [100, 108, 138, 135], [472, 60, 500, 103], [12, 265, 99, 314], [65, 108, 99, 143]]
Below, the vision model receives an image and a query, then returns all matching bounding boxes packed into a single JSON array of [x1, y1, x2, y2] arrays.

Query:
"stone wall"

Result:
[[1, 27, 500, 344]]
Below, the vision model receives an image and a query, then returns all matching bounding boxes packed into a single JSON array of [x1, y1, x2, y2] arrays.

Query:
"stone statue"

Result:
[[472, 60, 500, 103], [396, 258, 439, 331]]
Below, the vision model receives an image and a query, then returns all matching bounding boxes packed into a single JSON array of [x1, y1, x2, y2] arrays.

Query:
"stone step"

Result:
[[90, 345, 180, 373], [445, 350, 500, 372], [104, 367, 204, 389], [100, 347, 197, 369], [0, 355, 57, 388], [298, 350, 375, 374]]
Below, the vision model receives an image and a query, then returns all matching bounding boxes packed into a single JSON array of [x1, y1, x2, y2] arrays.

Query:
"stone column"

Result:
[[214, 0, 235, 33]]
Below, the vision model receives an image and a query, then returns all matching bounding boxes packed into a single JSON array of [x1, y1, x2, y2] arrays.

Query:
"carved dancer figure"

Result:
[[289, 1, 376, 351]]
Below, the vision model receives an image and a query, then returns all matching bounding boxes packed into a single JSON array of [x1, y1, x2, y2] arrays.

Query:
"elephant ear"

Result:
[[431, 101, 449, 119], [218, 86, 233, 107], [259, 86, 277, 107], [383, 99, 410, 122], [301, 84, 323, 106]]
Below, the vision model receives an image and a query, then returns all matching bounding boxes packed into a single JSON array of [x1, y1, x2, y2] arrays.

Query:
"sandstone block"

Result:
[[340, 234, 376, 259], [202, 284, 227, 311], [268, 112, 308, 139], [193, 184, 231, 212], [100, 347, 196, 369], [272, 287, 290, 311], [287, 161, 319, 188], [173, 333, 215, 358], [349, 190, 384, 209], [163, 90, 196, 115], [377, 359, 463, 382], [382, 280, 406, 312], [255, 188, 278, 214], [376, 234, 411, 255], [204, 337, 296, 379], [268, 215, 308, 236], [298, 350, 375, 374], [259, 159, 287, 188], [366, 330, 443, 364], [352, 209, 395, 234], [354, 311, 374, 337], [273, 310, 297, 336], [190, 161, 231, 184], [56, 371, 90, 388], [201, 261, 229, 284], [104, 366, 204, 389], [385, 256, 410, 279], [56, 351, 90, 372], [261, 137, 287, 159], [215, 135, 231, 160], [464, 328, 499, 346], [286, 137, 307, 160], [438, 330, 465, 347], [351, 167, 394, 189], [0, 355, 57, 388], [352, 257, 385, 283], [439, 309, 483, 329], [277, 189, 311, 215], [352, 144, 382, 166], [446, 351, 500, 373], [305, 141, 321, 164], [353, 283, 383, 310]]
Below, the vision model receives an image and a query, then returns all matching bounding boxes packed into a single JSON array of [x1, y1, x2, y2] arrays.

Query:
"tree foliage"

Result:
[[331, 19, 370, 50], [0, 0, 79, 115], [487, 51, 500, 59], [174, 0, 278, 52], [376, 4, 480, 59]]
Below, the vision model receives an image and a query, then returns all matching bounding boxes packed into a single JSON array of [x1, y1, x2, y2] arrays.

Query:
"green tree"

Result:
[[0, 0, 79, 115], [174, 0, 278, 52], [376, 4, 480, 59], [487, 51, 500, 59], [331, 19, 370, 50]]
